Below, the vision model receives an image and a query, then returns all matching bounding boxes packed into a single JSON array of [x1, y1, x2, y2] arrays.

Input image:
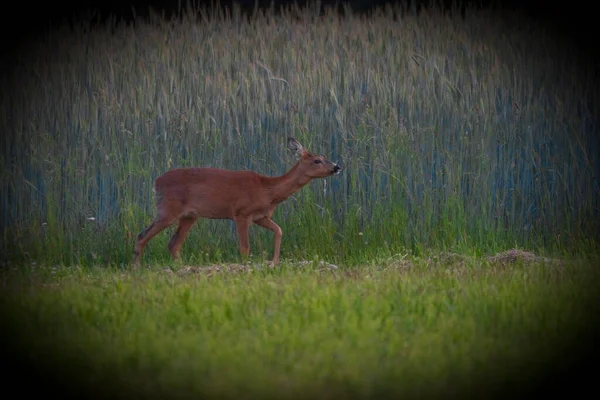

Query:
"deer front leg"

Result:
[[254, 217, 283, 266]]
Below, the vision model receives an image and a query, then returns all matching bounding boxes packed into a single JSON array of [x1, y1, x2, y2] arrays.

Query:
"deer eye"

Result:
[[313, 159, 322, 164]]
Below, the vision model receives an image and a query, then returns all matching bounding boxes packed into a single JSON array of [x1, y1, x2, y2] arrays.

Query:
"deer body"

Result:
[[133, 138, 341, 266], [154, 165, 310, 220]]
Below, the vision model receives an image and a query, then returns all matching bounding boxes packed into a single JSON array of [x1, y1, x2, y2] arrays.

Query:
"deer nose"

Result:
[[333, 164, 342, 174]]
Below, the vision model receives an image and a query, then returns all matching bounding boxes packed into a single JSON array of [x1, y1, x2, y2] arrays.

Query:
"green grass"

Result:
[[2, 254, 597, 399], [1, 3, 597, 395], [1, 2, 598, 267]]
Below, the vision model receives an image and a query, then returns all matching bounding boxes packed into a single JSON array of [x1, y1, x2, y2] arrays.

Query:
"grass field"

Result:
[[2, 251, 598, 399], [1, 1, 599, 398]]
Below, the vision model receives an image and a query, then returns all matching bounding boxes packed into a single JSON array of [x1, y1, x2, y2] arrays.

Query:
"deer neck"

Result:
[[266, 162, 312, 205]]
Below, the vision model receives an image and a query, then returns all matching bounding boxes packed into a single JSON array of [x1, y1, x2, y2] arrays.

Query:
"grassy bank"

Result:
[[1, 252, 598, 399]]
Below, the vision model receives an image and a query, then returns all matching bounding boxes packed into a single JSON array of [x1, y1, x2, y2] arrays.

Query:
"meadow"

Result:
[[1, 1, 598, 398], [2, 253, 598, 399]]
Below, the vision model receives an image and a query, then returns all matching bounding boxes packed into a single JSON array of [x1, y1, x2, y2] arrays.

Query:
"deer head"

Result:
[[287, 137, 342, 178]]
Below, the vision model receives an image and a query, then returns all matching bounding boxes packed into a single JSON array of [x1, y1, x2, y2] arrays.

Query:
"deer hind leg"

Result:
[[133, 215, 176, 266], [254, 217, 283, 265], [234, 216, 251, 262], [167, 214, 197, 260]]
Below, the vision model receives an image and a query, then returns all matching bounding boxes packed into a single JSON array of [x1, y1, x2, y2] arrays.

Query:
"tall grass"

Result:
[[1, 2, 598, 266], [2, 257, 597, 399]]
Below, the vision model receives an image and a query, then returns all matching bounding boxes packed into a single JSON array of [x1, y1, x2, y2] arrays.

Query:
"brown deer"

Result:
[[133, 137, 341, 266]]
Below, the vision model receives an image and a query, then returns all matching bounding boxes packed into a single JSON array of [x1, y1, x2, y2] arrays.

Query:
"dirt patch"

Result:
[[166, 264, 254, 277], [164, 260, 341, 278], [157, 249, 560, 278], [388, 258, 413, 271], [438, 252, 468, 264], [486, 249, 560, 266], [296, 260, 339, 271]]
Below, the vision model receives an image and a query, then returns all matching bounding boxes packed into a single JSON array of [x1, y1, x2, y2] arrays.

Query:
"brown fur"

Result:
[[133, 138, 341, 266]]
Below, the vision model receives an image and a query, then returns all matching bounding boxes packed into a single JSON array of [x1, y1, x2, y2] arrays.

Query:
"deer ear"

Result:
[[287, 137, 306, 158]]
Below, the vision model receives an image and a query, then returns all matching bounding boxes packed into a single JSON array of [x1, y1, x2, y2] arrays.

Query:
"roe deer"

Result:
[[133, 137, 341, 266]]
